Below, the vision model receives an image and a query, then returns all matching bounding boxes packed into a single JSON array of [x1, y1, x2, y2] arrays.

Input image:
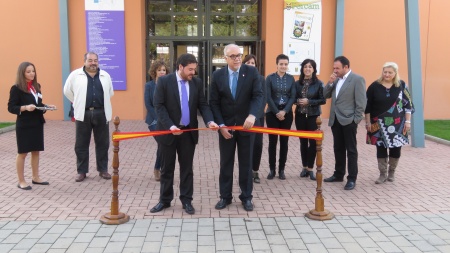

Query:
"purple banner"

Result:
[[86, 10, 126, 90]]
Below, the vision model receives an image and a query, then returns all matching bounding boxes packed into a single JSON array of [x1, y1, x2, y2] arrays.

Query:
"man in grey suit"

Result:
[[323, 56, 366, 190]]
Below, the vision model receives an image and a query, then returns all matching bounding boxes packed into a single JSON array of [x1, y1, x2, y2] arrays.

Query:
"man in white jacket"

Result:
[[64, 52, 114, 182]]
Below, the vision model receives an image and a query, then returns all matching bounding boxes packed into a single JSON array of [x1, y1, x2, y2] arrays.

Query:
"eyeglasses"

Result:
[[226, 54, 243, 60], [386, 88, 390, 97]]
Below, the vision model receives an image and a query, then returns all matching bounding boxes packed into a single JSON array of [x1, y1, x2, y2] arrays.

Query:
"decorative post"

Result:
[[100, 116, 130, 225], [305, 116, 335, 220]]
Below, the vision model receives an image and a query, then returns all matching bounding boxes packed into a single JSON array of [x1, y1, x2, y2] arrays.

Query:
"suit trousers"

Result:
[[331, 117, 358, 181], [219, 131, 254, 202], [252, 117, 264, 171], [295, 113, 318, 168], [265, 111, 294, 170], [75, 109, 109, 174], [159, 132, 196, 205]]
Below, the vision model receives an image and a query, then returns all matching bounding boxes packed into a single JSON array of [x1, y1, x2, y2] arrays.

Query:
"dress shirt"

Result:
[[335, 70, 352, 97]]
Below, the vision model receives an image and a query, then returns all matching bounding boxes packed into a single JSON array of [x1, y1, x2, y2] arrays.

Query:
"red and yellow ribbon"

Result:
[[112, 126, 323, 142]]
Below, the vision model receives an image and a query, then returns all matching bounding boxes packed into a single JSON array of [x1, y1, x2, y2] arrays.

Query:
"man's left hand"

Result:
[[208, 121, 219, 130], [243, 115, 256, 130]]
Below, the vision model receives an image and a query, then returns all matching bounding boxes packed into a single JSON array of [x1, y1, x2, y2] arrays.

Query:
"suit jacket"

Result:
[[323, 71, 366, 126], [209, 64, 263, 134], [154, 73, 214, 145], [144, 80, 157, 126], [8, 85, 46, 128]]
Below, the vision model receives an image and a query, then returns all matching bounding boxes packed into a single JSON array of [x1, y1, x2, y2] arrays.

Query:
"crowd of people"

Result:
[[7, 46, 414, 214]]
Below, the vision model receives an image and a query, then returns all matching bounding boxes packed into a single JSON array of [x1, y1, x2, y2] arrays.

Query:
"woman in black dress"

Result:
[[365, 62, 413, 184], [7, 62, 56, 190], [294, 59, 325, 180]]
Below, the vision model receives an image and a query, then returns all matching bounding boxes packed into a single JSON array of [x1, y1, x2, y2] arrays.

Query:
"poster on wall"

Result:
[[283, 0, 322, 75], [85, 0, 126, 90]]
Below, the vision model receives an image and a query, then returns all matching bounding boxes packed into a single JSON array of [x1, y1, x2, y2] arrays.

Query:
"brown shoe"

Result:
[[99, 171, 111, 180], [154, 169, 161, 181], [75, 173, 86, 182]]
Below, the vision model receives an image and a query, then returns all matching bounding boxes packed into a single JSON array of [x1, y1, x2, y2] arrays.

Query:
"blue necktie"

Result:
[[181, 80, 190, 126], [232, 72, 238, 99]]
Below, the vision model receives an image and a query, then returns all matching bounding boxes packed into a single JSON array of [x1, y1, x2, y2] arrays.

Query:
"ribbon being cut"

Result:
[[112, 126, 323, 142]]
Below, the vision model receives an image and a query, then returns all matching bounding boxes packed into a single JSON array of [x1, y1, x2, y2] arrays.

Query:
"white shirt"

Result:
[[335, 70, 351, 97]]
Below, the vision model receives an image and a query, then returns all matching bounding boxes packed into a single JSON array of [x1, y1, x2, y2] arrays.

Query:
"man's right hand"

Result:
[[329, 73, 337, 84], [220, 127, 233, 139], [169, 126, 183, 135]]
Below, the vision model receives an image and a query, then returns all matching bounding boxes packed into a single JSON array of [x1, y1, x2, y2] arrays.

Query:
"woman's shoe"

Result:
[[253, 171, 261, 183], [279, 170, 286, 180], [17, 184, 32, 190], [32, 180, 49, 185], [300, 168, 308, 177], [267, 170, 276, 180], [308, 171, 316, 180]]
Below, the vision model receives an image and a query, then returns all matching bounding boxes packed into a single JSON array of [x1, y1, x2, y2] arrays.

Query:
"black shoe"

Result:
[[215, 198, 232, 210], [300, 168, 308, 177], [242, 200, 253, 211], [279, 170, 286, 180], [253, 172, 260, 184], [267, 170, 276, 180], [182, 203, 195, 214], [150, 202, 170, 213], [308, 171, 316, 181], [344, 181, 356, 190], [324, 175, 343, 182], [17, 184, 32, 190], [32, 180, 49, 185]]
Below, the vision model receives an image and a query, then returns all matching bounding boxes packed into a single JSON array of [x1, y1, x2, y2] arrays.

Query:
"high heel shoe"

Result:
[[308, 171, 316, 180], [300, 168, 308, 177]]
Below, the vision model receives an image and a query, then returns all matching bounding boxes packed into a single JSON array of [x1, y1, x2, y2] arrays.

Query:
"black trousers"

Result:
[[331, 117, 358, 181], [295, 113, 318, 168], [252, 116, 264, 171], [148, 124, 162, 170], [159, 132, 196, 205], [75, 109, 109, 174], [218, 131, 254, 202], [265, 111, 293, 171]]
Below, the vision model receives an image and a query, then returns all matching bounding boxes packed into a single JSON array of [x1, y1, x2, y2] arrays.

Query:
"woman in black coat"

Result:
[[7, 62, 56, 190], [295, 59, 325, 180]]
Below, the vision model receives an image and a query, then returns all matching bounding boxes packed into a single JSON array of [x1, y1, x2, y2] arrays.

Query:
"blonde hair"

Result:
[[377, 62, 401, 87]]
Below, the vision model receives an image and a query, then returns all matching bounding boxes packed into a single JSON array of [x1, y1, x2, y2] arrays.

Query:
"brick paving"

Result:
[[1, 118, 450, 252]]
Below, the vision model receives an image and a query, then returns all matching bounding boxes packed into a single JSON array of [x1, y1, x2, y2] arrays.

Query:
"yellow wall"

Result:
[[1, 0, 449, 122]]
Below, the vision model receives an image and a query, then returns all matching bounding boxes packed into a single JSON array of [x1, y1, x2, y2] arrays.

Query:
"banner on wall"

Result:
[[85, 0, 126, 90], [283, 0, 322, 75]]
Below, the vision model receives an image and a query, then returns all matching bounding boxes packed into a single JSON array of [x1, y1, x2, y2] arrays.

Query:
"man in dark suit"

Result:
[[209, 44, 263, 211], [150, 54, 218, 214], [323, 56, 366, 190]]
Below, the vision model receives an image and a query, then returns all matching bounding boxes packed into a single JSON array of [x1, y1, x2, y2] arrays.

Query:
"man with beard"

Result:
[[64, 52, 114, 182], [150, 53, 218, 215]]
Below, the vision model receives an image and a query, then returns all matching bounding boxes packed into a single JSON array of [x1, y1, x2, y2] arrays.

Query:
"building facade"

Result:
[[0, 0, 448, 122]]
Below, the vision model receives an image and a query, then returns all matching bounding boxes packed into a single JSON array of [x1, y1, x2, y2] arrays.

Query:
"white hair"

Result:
[[224, 44, 239, 56]]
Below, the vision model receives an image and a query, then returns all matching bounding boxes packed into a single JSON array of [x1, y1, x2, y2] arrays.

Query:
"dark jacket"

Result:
[[144, 80, 157, 126], [154, 73, 214, 145], [8, 85, 46, 128], [265, 72, 296, 114], [294, 79, 326, 117], [209, 64, 263, 132]]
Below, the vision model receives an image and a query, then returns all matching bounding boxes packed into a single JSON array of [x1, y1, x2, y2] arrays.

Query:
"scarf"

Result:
[[27, 81, 36, 93]]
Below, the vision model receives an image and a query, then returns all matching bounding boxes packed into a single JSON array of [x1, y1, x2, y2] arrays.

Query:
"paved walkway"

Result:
[[1, 119, 450, 252]]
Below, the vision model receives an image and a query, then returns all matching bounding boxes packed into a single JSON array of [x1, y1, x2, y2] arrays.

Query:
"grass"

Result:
[[0, 122, 15, 129], [424, 120, 450, 141]]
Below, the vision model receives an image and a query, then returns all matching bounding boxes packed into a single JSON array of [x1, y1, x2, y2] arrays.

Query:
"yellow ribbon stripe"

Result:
[[112, 126, 323, 141]]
